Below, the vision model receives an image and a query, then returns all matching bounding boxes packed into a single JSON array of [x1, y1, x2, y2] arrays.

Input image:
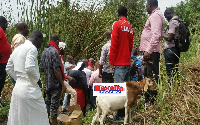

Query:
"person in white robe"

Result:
[[6, 30, 49, 125]]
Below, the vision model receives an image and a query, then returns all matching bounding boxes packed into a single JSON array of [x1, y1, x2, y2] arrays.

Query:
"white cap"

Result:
[[58, 42, 66, 49]]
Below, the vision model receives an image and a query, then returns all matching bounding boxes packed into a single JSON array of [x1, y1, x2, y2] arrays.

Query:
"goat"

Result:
[[91, 78, 158, 125]]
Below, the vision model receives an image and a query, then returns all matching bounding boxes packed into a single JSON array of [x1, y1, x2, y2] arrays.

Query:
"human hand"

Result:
[[37, 79, 42, 89], [98, 72, 102, 78], [0, 53, 2, 61], [71, 65, 76, 69], [110, 64, 115, 69], [143, 51, 151, 61], [62, 84, 66, 93], [67, 76, 76, 83]]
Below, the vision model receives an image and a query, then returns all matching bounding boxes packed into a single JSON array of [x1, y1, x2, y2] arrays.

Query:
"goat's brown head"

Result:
[[143, 78, 158, 92]]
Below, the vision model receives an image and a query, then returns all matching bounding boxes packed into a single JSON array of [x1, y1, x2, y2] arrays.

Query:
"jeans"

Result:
[[114, 66, 130, 117], [143, 52, 160, 104], [0, 63, 7, 97], [164, 47, 180, 79], [114, 66, 130, 83], [62, 93, 68, 110], [102, 72, 114, 83]]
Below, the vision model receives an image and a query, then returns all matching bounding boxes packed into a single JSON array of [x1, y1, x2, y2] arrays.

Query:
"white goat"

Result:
[[91, 78, 158, 125]]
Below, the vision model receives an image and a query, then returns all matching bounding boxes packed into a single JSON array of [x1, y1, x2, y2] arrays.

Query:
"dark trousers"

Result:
[[90, 90, 96, 110], [102, 72, 114, 83], [144, 52, 160, 104], [164, 47, 180, 79], [0, 63, 7, 97]]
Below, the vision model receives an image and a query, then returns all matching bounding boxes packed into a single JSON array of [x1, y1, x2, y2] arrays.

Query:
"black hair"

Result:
[[106, 30, 112, 39], [164, 8, 175, 15], [29, 30, 43, 39], [50, 34, 59, 41], [147, 0, 158, 7], [0, 16, 7, 24], [118, 6, 127, 17]]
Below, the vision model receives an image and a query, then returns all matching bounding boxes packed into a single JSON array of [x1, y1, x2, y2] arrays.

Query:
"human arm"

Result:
[[54, 68, 66, 92], [163, 33, 174, 42], [109, 22, 119, 65], [25, 47, 41, 86], [65, 65, 76, 70], [98, 65, 103, 78], [66, 75, 76, 83], [6, 54, 17, 80], [145, 13, 164, 54]]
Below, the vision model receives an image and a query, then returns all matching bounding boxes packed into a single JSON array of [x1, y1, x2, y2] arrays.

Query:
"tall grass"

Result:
[[0, 0, 199, 124]]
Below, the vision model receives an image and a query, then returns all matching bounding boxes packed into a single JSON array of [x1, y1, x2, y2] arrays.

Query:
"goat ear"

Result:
[[144, 84, 148, 92], [146, 78, 153, 86]]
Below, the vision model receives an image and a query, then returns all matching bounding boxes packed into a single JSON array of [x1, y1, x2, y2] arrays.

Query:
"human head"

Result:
[[82, 59, 88, 68], [28, 30, 43, 49], [66, 55, 74, 64], [50, 34, 59, 46], [58, 42, 66, 55], [0, 16, 7, 31], [164, 8, 175, 22], [106, 30, 112, 40], [131, 48, 138, 56], [118, 6, 127, 18], [146, 0, 158, 14], [89, 58, 95, 66], [95, 61, 100, 69], [17, 22, 29, 37]]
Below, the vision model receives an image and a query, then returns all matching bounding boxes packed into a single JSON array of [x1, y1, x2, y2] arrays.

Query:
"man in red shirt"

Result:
[[109, 6, 134, 120], [0, 16, 11, 97]]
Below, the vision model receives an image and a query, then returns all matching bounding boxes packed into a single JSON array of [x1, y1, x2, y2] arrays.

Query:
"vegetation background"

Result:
[[0, 0, 199, 124]]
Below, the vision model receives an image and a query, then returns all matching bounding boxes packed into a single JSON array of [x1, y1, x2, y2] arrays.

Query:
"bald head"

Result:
[[17, 22, 29, 36], [28, 30, 43, 49], [50, 34, 60, 46]]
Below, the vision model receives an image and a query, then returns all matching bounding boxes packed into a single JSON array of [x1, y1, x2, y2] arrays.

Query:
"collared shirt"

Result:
[[99, 40, 113, 73], [11, 34, 26, 52], [41, 45, 62, 92], [109, 17, 134, 66], [164, 16, 179, 49], [89, 69, 102, 88], [139, 8, 165, 54], [0, 27, 11, 63]]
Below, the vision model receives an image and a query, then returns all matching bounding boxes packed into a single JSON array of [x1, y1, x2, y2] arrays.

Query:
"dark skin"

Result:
[[17, 22, 29, 37], [143, 1, 158, 61], [0, 22, 7, 61], [163, 13, 176, 42]]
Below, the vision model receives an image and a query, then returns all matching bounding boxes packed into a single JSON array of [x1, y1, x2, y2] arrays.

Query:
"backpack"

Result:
[[173, 18, 190, 52]]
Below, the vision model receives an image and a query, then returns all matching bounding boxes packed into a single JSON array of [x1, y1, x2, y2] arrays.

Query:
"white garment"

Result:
[[83, 68, 93, 87], [6, 40, 49, 125]]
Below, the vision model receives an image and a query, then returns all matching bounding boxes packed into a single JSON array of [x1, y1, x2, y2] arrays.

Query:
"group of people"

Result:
[[0, 0, 182, 124]]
